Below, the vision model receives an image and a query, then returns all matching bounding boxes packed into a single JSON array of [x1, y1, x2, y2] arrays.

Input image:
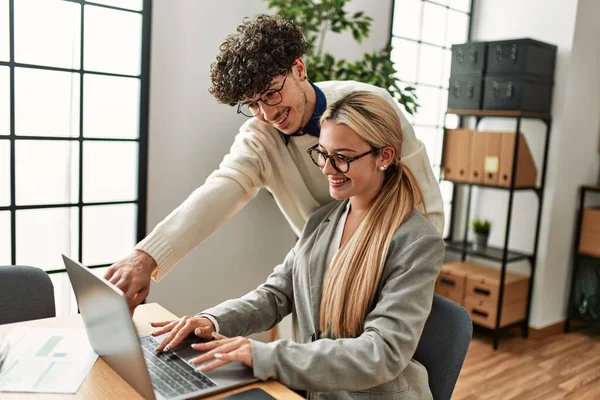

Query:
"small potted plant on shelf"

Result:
[[472, 218, 492, 249]]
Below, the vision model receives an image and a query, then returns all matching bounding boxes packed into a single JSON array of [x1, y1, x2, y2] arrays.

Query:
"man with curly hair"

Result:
[[105, 15, 444, 312]]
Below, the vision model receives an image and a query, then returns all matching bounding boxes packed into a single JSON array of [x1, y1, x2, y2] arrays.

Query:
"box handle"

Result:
[[440, 277, 456, 287], [469, 46, 478, 64], [492, 81, 514, 99], [452, 81, 461, 98], [474, 287, 491, 297], [495, 44, 519, 64], [472, 309, 488, 318], [457, 46, 479, 65]]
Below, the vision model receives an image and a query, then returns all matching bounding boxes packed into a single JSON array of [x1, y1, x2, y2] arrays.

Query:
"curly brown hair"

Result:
[[209, 15, 308, 106]]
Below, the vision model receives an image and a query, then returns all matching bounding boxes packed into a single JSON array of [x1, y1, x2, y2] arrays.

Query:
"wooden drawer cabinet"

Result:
[[579, 208, 600, 257], [436, 261, 529, 329], [435, 263, 467, 304], [464, 296, 527, 328], [465, 270, 529, 304]]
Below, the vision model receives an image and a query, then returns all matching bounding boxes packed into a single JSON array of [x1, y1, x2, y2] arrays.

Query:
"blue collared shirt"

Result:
[[281, 82, 327, 145]]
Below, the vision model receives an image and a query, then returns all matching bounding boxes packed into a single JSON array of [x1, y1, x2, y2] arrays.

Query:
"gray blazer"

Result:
[[201, 200, 444, 400]]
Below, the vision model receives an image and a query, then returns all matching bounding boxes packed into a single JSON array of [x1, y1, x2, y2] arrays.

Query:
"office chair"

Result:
[[414, 294, 473, 400], [0, 265, 56, 325]]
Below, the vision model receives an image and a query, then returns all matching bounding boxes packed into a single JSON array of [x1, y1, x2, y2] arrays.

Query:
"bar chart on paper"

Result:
[[0, 327, 98, 394]]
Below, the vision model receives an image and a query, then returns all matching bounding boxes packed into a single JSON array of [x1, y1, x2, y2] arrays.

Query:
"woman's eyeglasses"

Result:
[[307, 144, 378, 173]]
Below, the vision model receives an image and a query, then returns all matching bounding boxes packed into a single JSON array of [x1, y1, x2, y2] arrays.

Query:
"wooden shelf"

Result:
[[445, 240, 532, 263], [442, 179, 541, 194], [447, 108, 552, 120], [582, 185, 600, 192], [576, 251, 600, 261]]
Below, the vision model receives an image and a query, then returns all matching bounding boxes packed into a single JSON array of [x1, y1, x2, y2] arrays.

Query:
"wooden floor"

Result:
[[452, 325, 600, 400]]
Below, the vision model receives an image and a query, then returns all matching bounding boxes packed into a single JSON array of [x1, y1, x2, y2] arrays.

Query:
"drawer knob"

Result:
[[472, 309, 488, 317], [474, 287, 491, 296]]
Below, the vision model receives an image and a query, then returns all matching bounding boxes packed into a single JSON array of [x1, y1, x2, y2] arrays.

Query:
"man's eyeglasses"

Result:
[[307, 144, 379, 174], [237, 74, 288, 117]]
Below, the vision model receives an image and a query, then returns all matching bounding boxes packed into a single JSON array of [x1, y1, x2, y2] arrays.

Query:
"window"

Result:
[[390, 0, 473, 236], [1, 0, 150, 310]]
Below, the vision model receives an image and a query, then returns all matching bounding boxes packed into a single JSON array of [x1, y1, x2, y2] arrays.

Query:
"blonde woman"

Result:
[[152, 91, 444, 399]]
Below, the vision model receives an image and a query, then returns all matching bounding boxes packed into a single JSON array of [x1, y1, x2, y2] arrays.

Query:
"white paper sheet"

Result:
[[0, 327, 99, 394]]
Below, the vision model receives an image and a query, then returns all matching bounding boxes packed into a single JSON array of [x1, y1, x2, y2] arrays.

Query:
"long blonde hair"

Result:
[[318, 91, 426, 338]]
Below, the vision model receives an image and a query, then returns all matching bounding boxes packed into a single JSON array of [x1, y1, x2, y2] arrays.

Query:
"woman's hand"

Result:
[[150, 316, 215, 352], [190, 334, 253, 372]]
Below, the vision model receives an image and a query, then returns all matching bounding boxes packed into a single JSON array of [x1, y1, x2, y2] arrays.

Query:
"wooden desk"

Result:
[[0, 303, 302, 400]]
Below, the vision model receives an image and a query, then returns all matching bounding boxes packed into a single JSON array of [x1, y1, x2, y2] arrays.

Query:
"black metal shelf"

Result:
[[566, 314, 600, 328], [442, 109, 552, 349], [576, 251, 600, 260], [445, 240, 532, 263], [565, 186, 600, 332], [447, 108, 552, 121], [442, 179, 541, 195]]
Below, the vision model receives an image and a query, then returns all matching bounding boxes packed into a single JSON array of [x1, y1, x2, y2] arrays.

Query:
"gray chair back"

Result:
[[414, 294, 473, 400], [0, 265, 55, 325]]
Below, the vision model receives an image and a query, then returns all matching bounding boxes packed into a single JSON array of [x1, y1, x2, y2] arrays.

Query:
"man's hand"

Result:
[[104, 250, 156, 313]]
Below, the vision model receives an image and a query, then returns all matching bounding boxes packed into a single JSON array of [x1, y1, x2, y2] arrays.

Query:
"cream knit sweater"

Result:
[[136, 81, 444, 279]]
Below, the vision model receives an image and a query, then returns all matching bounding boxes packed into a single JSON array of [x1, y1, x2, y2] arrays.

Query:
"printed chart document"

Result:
[[0, 327, 98, 393]]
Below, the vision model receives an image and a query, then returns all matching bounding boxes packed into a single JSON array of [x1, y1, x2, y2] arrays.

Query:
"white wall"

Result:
[[146, 0, 294, 320], [470, 0, 600, 327], [146, 0, 392, 338]]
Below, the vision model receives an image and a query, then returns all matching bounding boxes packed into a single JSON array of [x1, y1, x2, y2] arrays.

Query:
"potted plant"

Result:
[[266, 0, 419, 115], [472, 218, 491, 249]]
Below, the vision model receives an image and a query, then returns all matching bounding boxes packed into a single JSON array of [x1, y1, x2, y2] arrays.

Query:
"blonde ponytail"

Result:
[[318, 92, 426, 338]]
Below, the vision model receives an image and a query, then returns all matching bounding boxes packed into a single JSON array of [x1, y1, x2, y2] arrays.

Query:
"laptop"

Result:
[[62, 255, 258, 400]]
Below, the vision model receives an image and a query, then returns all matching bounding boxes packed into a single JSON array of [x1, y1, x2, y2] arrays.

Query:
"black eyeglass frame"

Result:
[[307, 144, 380, 173], [236, 74, 289, 117]]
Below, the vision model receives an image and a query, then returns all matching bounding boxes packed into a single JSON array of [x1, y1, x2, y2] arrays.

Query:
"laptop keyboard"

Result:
[[139, 335, 217, 398]]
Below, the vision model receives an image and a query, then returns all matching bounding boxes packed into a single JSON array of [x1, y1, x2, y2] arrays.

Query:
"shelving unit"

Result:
[[442, 108, 552, 349], [565, 185, 600, 332]]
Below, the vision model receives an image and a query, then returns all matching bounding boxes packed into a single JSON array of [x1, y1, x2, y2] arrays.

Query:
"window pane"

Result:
[[446, 9, 469, 47], [440, 180, 454, 202], [0, 211, 10, 264], [392, 0, 422, 40], [0, 0, 8, 62], [442, 49, 452, 88], [0, 66, 9, 135], [15, 140, 79, 205], [86, 0, 143, 11], [414, 125, 439, 166], [16, 207, 79, 271], [83, 141, 138, 203], [438, 89, 448, 126], [50, 273, 78, 316], [421, 2, 447, 47], [391, 38, 419, 84], [0, 139, 10, 206], [444, 113, 460, 129], [15, 68, 80, 137], [413, 85, 442, 126], [83, 204, 136, 265], [84, 5, 142, 75], [14, 0, 81, 69], [84, 74, 140, 139], [418, 44, 444, 87], [449, 0, 471, 13]]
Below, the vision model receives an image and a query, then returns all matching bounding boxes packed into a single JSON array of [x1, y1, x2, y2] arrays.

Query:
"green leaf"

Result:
[[265, 0, 419, 114]]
